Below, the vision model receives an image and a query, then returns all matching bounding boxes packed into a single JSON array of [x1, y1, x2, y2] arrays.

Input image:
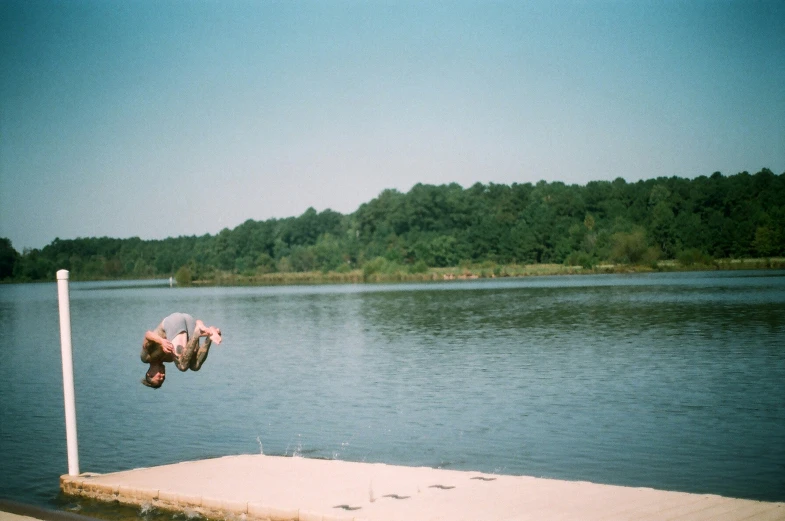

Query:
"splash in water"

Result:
[[139, 502, 154, 516], [256, 436, 264, 455], [332, 440, 350, 460], [286, 434, 302, 458]]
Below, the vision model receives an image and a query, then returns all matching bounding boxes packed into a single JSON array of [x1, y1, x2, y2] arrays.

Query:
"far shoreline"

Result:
[[2, 257, 783, 287], [186, 257, 785, 287]]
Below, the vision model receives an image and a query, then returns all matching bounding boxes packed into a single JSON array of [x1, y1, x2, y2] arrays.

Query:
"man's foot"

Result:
[[207, 326, 222, 344]]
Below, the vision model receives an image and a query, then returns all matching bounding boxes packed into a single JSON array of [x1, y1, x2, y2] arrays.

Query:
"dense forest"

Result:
[[1, 168, 784, 283]]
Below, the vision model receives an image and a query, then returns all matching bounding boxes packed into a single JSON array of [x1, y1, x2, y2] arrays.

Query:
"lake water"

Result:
[[1, 271, 784, 514]]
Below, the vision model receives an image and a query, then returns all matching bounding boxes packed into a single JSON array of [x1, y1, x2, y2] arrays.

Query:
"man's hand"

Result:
[[160, 338, 174, 354], [145, 330, 174, 354]]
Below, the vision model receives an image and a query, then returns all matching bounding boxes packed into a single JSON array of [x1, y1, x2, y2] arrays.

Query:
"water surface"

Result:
[[0, 271, 783, 512]]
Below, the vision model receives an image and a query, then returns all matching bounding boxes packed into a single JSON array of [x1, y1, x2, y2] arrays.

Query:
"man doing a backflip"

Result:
[[140, 312, 222, 389]]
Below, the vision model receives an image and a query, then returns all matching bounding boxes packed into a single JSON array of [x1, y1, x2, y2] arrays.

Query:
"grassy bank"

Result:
[[190, 257, 785, 286]]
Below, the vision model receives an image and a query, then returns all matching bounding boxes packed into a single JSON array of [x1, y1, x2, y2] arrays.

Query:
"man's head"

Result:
[[141, 362, 165, 389]]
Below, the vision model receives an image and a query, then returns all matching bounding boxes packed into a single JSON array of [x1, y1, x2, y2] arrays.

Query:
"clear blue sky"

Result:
[[1, 0, 783, 251]]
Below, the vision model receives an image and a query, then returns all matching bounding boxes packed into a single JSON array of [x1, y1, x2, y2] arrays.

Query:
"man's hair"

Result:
[[141, 374, 163, 389]]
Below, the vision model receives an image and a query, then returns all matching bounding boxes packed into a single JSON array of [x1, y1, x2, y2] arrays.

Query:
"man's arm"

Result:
[[143, 327, 174, 355]]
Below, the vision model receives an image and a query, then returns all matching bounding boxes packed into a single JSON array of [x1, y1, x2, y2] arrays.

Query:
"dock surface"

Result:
[[60, 455, 785, 521]]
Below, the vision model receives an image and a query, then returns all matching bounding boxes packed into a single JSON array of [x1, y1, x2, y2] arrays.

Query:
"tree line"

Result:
[[1, 168, 783, 283]]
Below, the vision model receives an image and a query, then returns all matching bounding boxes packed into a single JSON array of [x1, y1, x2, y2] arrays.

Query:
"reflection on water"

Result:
[[1, 271, 784, 517]]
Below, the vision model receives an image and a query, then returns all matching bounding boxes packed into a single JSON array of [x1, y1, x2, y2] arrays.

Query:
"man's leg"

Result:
[[188, 336, 212, 371], [174, 322, 220, 371], [174, 333, 207, 371]]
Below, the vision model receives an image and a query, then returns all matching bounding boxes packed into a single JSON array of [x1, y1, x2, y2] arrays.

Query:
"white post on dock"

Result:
[[56, 269, 80, 476]]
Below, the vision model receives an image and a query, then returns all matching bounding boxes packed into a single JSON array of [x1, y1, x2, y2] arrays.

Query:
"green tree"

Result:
[[753, 226, 779, 257], [255, 253, 276, 274], [175, 265, 193, 285], [610, 229, 650, 264], [313, 233, 344, 272], [649, 201, 676, 257], [289, 246, 316, 272], [0, 238, 19, 280]]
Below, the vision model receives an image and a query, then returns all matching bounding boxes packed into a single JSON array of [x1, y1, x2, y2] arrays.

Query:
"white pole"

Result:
[[56, 269, 80, 476]]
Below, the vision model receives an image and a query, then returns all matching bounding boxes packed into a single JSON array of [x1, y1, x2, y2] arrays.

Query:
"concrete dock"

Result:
[[60, 455, 785, 521]]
